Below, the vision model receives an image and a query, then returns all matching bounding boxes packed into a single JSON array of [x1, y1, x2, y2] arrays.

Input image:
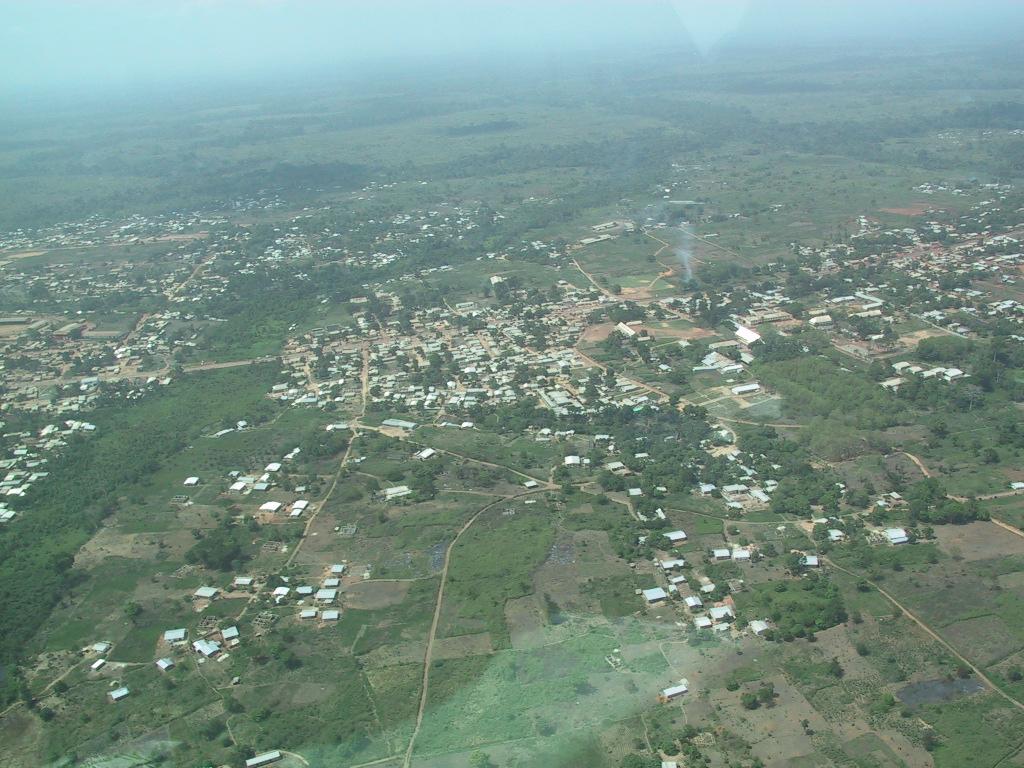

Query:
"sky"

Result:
[[2, 0, 1023, 94]]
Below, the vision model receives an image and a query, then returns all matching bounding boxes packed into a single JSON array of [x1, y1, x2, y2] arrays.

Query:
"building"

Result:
[[708, 605, 734, 622], [734, 324, 761, 345], [384, 485, 412, 500], [164, 628, 187, 644], [193, 639, 221, 657], [661, 681, 688, 701], [885, 527, 909, 545], [109, 687, 130, 702], [749, 619, 771, 636], [245, 751, 283, 768], [663, 530, 687, 545], [382, 418, 417, 430], [731, 383, 761, 396], [642, 587, 668, 604]]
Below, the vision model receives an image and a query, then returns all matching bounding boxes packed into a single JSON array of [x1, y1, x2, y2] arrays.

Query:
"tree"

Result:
[[756, 682, 776, 705], [469, 751, 494, 768], [828, 657, 844, 678], [124, 601, 143, 624], [922, 730, 939, 751]]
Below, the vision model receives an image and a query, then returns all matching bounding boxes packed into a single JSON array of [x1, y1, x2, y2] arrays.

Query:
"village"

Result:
[[1, 158, 1023, 768]]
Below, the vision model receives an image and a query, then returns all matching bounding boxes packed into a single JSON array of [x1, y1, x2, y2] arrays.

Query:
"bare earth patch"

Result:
[[430, 633, 494, 659], [943, 615, 1023, 666], [74, 527, 162, 567], [933, 521, 1024, 561], [344, 579, 413, 610], [580, 322, 615, 343], [641, 322, 715, 340], [880, 203, 934, 216], [898, 328, 950, 346]]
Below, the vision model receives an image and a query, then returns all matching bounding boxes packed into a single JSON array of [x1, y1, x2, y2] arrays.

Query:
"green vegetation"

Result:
[[737, 575, 847, 640], [0, 364, 279, 702], [442, 504, 556, 647], [3, 33, 1024, 768]]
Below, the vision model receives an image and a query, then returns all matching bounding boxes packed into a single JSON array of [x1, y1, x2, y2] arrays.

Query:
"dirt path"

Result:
[[572, 344, 670, 405], [402, 488, 545, 768], [183, 356, 274, 373], [571, 257, 612, 297], [912, 312, 967, 339], [284, 345, 368, 569], [716, 416, 805, 429], [898, 451, 1021, 503], [992, 517, 1024, 539], [360, 346, 370, 417], [645, 261, 675, 291], [283, 434, 358, 569], [167, 254, 214, 301], [899, 451, 934, 478], [677, 225, 745, 262], [825, 557, 1024, 714]]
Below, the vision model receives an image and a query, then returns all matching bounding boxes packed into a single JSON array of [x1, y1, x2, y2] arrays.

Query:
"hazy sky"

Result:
[[2, 0, 1023, 94]]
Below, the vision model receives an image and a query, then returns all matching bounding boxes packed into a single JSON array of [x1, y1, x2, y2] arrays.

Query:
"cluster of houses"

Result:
[[97, 562, 352, 703], [0, 419, 100, 521], [881, 360, 966, 392]]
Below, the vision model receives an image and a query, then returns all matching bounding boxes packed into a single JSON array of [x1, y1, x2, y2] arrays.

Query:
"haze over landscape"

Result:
[[4, 0, 1024, 93], [1, 2, 1024, 768]]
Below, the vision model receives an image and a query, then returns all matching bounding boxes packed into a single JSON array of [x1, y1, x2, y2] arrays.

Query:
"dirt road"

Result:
[[401, 488, 546, 768], [826, 557, 1024, 714]]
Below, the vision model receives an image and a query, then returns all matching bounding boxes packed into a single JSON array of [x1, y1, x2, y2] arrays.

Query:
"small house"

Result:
[[245, 751, 283, 768], [642, 587, 668, 604], [708, 605, 734, 622], [109, 686, 130, 702], [749, 620, 771, 636], [193, 639, 221, 657], [164, 628, 187, 644], [663, 530, 687, 545], [885, 528, 909, 545], [661, 682, 688, 701]]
